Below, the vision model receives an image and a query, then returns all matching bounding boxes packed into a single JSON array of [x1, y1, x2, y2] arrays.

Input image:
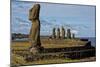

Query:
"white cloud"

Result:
[[71, 29, 78, 34]]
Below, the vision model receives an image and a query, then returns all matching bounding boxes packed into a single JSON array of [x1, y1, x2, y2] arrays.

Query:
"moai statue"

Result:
[[72, 33, 75, 39], [56, 28, 60, 39], [52, 28, 56, 38], [61, 26, 65, 39], [67, 29, 71, 39], [29, 4, 42, 54]]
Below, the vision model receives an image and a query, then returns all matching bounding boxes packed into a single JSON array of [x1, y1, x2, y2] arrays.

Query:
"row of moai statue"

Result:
[[52, 27, 75, 39], [28, 4, 75, 54]]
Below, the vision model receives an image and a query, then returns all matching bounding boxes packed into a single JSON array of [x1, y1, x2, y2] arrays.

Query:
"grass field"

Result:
[[12, 39, 87, 50]]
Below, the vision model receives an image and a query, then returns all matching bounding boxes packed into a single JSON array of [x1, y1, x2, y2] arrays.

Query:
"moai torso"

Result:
[[29, 4, 41, 54]]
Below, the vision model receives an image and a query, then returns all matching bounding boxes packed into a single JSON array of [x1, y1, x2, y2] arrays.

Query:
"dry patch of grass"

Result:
[[11, 39, 87, 49], [11, 41, 30, 50]]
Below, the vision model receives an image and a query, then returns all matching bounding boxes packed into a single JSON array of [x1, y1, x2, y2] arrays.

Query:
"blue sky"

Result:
[[11, 0, 96, 37]]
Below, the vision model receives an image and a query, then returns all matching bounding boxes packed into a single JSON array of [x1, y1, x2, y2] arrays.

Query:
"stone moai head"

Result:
[[56, 28, 60, 39], [67, 29, 71, 39], [61, 26, 65, 39], [72, 33, 75, 39], [52, 28, 56, 38], [29, 4, 40, 21], [62, 26, 64, 30]]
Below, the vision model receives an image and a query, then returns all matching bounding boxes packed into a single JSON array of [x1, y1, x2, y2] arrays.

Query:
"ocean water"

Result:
[[13, 38, 29, 41]]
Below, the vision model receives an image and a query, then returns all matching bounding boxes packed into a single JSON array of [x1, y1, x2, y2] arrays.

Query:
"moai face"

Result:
[[29, 4, 40, 21]]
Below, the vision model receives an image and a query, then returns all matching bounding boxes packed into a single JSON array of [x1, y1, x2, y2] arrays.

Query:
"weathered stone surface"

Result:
[[61, 26, 65, 39], [72, 33, 75, 39], [52, 28, 56, 38], [56, 28, 60, 39], [29, 4, 41, 54], [67, 29, 71, 39]]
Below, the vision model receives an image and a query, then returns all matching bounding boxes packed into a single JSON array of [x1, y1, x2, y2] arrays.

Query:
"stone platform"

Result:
[[40, 38, 90, 48]]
